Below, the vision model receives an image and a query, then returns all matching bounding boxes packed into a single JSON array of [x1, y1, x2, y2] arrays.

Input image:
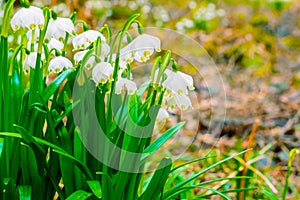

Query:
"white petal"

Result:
[[11, 6, 44, 31], [48, 38, 64, 51], [115, 78, 137, 95], [157, 108, 170, 122], [72, 30, 106, 50], [24, 52, 39, 71], [92, 62, 114, 84], [162, 69, 194, 94], [167, 93, 192, 110], [49, 56, 73, 73]]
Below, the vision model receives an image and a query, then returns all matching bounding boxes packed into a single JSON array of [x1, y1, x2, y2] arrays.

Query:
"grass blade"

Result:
[[18, 185, 31, 200], [139, 158, 172, 200], [163, 149, 249, 199], [86, 180, 102, 199], [65, 190, 92, 200]]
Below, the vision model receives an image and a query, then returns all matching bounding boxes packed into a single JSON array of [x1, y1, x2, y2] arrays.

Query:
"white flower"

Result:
[[48, 56, 73, 73], [45, 17, 75, 40], [111, 53, 129, 70], [74, 50, 96, 69], [156, 108, 170, 122], [26, 29, 40, 42], [24, 52, 40, 72], [166, 93, 192, 110], [11, 6, 44, 31], [72, 30, 106, 50], [101, 43, 110, 57], [120, 45, 134, 64], [162, 69, 194, 95], [115, 77, 137, 95], [92, 62, 114, 85], [48, 38, 64, 52], [128, 34, 161, 62]]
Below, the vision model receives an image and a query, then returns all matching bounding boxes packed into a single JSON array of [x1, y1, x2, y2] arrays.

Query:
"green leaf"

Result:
[[54, 100, 80, 127], [142, 122, 185, 160], [259, 189, 279, 200], [198, 186, 231, 200], [41, 68, 74, 102], [0, 137, 3, 157], [86, 180, 102, 199], [96, 172, 113, 200], [139, 158, 172, 200], [18, 185, 32, 200], [163, 149, 250, 199], [0, 132, 93, 180], [66, 190, 92, 200], [14, 125, 46, 155], [170, 155, 216, 172]]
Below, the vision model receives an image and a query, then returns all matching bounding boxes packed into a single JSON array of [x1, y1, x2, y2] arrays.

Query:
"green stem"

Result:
[[283, 148, 300, 200], [106, 14, 140, 130]]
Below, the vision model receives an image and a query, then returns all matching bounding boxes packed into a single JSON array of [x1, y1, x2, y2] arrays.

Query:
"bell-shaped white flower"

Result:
[[48, 56, 73, 73], [166, 93, 192, 110], [115, 77, 137, 95], [11, 6, 44, 31], [74, 50, 96, 69], [156, 108, 170, 122], [26, 29, 40, 42], [92, 62, 114, 85], [120, 45, 134, 64], [24, 52, 40, 72], [128, 34, 161, 62], [72, 30, 106, 50], [45, 17, 75, 40], [101, 43, 110, 57], [111, 53, 129, 70], [162, 69, 195, 95], [48, 38, 64, 52]]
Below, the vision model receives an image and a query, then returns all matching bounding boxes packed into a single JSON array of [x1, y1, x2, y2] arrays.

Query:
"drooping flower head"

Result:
[[74, 50, 96, 69], [11, 6, 44, 31], [156, 108, 170, 122], [162, 69, 195, 95], [166, 93, 192, 110], [72, 30, 106, 50], [92, 62, 114, 85], [48, 38, 64, 52], [115, 77, 137, 95], [48, 56, 73, 73], [120, 34, 161, 63], [45, 17, 75, 41], [24, 52, 40, 72]]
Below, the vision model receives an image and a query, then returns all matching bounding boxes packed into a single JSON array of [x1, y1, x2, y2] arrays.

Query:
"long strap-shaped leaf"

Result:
[[41, 68, 75, 102], [163, 149, 250, 199], [0, 132, 93, 180], [139, 158, 172, 200]]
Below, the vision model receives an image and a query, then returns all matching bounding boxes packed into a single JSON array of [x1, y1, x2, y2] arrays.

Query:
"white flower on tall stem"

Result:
[[111, 53, 129, 70], [48, 38, 64, 52], [74, 50, 96, 69], [92, 62, 114, 85], [166, 93, 192, 110], [115, 77, 137, 95], [11, 6, 44, 31], [162, 69, 195, 95], [72, 30, 106, 50], [24, 52, 40, 72], [48, 56, 73, 73], [45, 17, 75, 41], [26, 29, 40, 42], [156, 108, 170, 122], [127, 34, 161, 62]]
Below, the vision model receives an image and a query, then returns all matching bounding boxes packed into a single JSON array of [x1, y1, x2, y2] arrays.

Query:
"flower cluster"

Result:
[[10, 4, 195, 124]]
